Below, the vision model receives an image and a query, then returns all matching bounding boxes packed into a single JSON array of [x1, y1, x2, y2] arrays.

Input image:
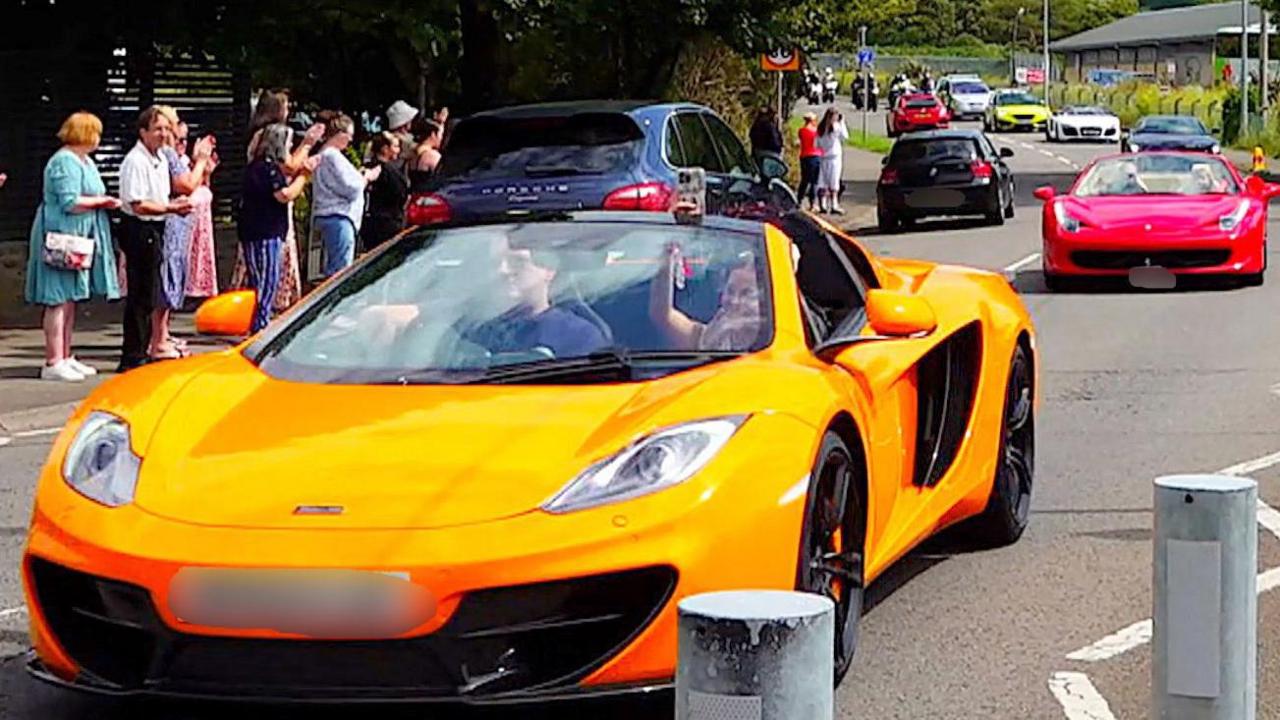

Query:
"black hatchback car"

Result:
[[875, 129, 1015, 232]]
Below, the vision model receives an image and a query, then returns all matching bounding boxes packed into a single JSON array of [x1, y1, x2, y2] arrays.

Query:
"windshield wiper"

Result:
[[524, 164, 587, 177], [463, 348, 741, 385]]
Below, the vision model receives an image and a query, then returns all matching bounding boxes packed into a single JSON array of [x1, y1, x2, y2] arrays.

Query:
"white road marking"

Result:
[[1256, 498, 1280, 539], [0, 437, 10, 449], [13, 427, 60, 438], [1003, 253, 1042, 273], [0, 606, 26, 620], [1048, 672, 1119, 720], [1218, 449, 1280, 481], [1038, 149, 1057, 158], [1058, 156, 1076, 166], [1065, 619, 1151, 662], [1019, 141, 1035, 149], [1271, 381, 1280, 397]]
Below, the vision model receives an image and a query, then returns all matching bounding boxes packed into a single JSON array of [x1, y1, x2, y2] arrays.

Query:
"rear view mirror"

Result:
[[757, 153, 789, 182], [194, 290, 255, 337], [1033, 186, 1056, 201], [1000, 147, 1015, 158]]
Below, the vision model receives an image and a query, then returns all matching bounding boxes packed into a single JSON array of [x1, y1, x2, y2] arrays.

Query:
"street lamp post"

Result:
[[1044, 0, 1051, 106]]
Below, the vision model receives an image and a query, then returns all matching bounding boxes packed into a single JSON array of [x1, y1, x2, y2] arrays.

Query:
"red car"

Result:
[[1034, 151, 1280, 290], [887, 93, 950, 137]]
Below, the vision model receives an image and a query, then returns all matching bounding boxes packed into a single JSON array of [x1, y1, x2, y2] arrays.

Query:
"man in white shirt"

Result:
[[116, 105, 193, 372]]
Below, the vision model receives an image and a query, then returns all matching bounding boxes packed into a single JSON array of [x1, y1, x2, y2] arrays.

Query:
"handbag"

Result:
[[41, 204, 95, 271]]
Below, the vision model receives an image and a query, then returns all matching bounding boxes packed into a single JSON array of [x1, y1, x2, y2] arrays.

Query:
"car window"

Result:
[[905, 97, 939, 109], [773, 213, 870, 345], [1135, 116, 1206, 134], [702, 113, 757, 178], [436, 113, 645, 181], [246, 221, 774, 384], [952, 82, 988, 94], [889, 138, 979, 163], [665, 118, 687, 166], [996, 92, 1041, 106], [978, 135, 998, 158], [672, 113, 725, 173], [1073, 154, 1239, 196]]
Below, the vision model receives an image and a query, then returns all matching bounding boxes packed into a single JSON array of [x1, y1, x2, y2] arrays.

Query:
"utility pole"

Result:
[[1044, 0, 1051, 106], [1243, 0, 1251, 134], [1011, 8, 1025, 84], [1263, 8, 1270, 112]]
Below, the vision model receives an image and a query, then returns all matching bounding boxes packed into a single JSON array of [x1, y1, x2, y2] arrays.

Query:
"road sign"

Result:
[[1026, 68, 1045, 84], [857, 48, 876, 67], [761, 49, 801, 72]]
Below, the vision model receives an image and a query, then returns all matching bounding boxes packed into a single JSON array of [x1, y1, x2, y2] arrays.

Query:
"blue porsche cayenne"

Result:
[[405, 101, 796, 226]]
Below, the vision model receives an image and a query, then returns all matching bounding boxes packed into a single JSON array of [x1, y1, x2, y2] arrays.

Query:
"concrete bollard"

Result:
[[675, 590, 834, 720], [1152, 474, 1257, 719]]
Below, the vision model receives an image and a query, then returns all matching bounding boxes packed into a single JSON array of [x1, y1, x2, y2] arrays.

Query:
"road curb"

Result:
[[0, 402, 79, 436]]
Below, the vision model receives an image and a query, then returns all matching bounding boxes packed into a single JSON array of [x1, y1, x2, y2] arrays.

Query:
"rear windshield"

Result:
[[438, 112, 645, 181], [905, 98, 938, 108], [952, 83, 988, 94], [890, 138, 979, 162]]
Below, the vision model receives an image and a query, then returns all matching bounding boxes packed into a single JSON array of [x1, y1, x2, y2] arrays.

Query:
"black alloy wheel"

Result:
[[971, 343, 1035, 545], [1004, 180, 1016, 219], [798, 431, 865, 685]]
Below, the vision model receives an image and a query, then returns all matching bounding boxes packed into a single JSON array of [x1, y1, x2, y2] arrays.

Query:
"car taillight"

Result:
[[602, 182, 675, 211], [880, 167, 899, 185], [405, 193, 451, 225], [971, 161, 993, 179]]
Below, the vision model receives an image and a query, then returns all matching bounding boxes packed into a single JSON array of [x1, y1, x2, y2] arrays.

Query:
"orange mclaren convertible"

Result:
[[22, 208, 1037, 704]]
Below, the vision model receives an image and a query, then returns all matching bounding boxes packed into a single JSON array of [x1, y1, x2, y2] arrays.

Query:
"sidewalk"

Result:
[[0, 304, 233, 433]]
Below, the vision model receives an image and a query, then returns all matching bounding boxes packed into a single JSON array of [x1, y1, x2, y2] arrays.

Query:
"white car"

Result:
[[1045, 105, 1121, 143], [939, 76, 991, 119]]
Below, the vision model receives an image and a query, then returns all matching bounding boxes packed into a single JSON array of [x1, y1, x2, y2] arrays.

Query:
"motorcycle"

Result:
[[806, 73, 822, 104], [886, 76, 914, 109], [821, 72, 838, 104], [851, 76, 879, 110]]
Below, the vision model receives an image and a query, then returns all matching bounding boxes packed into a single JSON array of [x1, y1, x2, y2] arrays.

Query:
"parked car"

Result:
[[938, 77, 992, 120], [1034, 151, 1275, 289], [983, 89, 1050, 133], [1121, 114, 1220, 154], [876, 128, 1016, 232], [886, 93, 951, 137], [1046, 106, 1121, 143], [405, 100, 796, 227]]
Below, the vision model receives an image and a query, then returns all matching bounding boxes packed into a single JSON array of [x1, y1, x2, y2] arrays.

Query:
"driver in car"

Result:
[[460, 238, 609, 358], [1109, 160, 1149, 195]]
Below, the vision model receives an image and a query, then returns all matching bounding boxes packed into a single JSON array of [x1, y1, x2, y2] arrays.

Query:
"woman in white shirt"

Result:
[[312, 112, 381, 277], [815, 108, 849, 214]]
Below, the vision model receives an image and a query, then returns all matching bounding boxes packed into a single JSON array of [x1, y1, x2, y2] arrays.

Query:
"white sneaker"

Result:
[[40, 360, 85, 382], [66, 356, 98, 376]]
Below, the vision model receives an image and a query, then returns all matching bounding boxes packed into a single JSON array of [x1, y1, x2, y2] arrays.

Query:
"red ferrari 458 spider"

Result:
[[1034, 151, 1280, 290]]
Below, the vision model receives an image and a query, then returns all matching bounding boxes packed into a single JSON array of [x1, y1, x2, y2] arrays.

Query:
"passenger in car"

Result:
[[649, 242, 763, 351]]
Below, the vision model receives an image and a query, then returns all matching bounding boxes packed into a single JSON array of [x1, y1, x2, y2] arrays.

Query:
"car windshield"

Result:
[[436, 112, 644, 181], [1135, 116, 1206, 135], [905, 97, 938, 108], [952, 82, 988, 94], [890, 138, 978, 163], [247, 221, 774, 385], [996, 92, 1041, 106], [1073, 155, 1239, 197], [1064, 107, 1106, 115]]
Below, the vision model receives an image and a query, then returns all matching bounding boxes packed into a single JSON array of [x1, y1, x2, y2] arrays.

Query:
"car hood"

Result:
[[1056, 115, 1117, 125], [130, 353, 775, 530], [1059, 194, 1244, 231], [993, 104, 1044, 114], [1129, 133, 1216, 149]]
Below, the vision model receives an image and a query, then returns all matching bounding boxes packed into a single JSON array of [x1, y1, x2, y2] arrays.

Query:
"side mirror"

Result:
[[1033, 185, 1056, 201], [1000, 147, 1015, 158], [194, 290, 255, 337], [881, 155, 890, 166], [1263, 182, 1280, 200], [865, 289, 937, 337], [757, 152, 789, 182]]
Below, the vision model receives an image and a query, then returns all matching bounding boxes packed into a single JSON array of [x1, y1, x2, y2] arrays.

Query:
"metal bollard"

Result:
[[1152, 474, 1257, 719], [676, 590, 834, 720]]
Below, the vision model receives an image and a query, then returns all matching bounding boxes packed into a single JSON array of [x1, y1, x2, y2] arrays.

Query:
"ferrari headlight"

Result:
[[1211, 143, 1222, 154], [1219, 199, 1250, 232], [542, 416, 748, 513], [61, 411, 140, 507], [1054, 201, 1084, 233]]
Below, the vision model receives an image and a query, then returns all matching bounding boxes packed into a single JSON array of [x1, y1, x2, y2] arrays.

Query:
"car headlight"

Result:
[[61, 411, 141, 507], [1219, 199, 1250, 232], [1211, 143, 1222, 154], [1128, 142, 1141, 151], [542, 416, 748, 513], [1054, 200, 1084, 233]]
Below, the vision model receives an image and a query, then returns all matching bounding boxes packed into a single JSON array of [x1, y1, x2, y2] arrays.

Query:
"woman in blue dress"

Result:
[[24, 112, 123, 382]]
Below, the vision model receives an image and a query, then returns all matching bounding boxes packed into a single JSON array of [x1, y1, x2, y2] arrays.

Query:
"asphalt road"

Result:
[[3, 125, 1280, 719]]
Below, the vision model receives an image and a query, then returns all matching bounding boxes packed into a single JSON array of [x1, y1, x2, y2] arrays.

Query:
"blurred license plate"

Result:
[[1129, 266, 1175, 289], [169, 568, 436, 637], [906, 188, 965, 208]]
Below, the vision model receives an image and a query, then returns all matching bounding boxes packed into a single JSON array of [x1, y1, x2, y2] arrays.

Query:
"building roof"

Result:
[[1050, 1, 1261, 52]]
